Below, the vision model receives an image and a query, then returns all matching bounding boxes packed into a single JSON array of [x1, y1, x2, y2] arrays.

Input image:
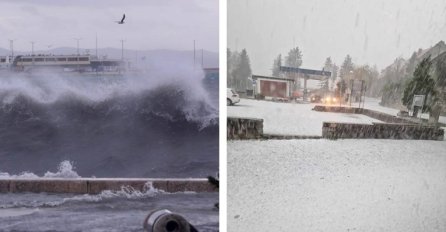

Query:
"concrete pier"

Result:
[[0, 178, 217, 194]]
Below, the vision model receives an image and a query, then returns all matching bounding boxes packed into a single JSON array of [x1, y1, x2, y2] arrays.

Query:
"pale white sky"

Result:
[[0, 0, 218, 52], [228, 0, 446, 75]]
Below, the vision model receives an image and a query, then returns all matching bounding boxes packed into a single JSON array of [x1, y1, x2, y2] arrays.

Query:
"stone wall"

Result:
[[322, 122, 444, 140], [313, 105, 413, 124], [0, 178, 217, 194], [361, 109, 414, 124], [227, 117, 263, 140]]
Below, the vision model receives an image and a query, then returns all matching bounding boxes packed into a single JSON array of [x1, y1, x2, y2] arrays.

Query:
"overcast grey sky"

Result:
[[0, 0, 218, 52], [228, 0, 446, 75]]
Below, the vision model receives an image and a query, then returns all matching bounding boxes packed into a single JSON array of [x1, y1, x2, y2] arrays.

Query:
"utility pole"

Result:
[[30, 41, 35, 66], [193, 40, 196, 69], [30, 41, 35, 56], [9, 39, 15, 60], [120, 39, 125, 74], [201, 49, 204, 68], [120, 39, 125, 61], [95, 33, 98, 58], [73, 38, 82, 72], [73, 38, 82, 55], [358, 80, 364, 108], [349, 79, 353, 107]]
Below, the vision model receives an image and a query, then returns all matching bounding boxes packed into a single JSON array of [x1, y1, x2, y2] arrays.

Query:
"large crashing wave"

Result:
[[0, 68, 218, 178]]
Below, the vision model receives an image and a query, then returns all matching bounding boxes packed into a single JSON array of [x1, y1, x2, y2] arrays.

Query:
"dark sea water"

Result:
[[0, 190, 219, 231], [0, 70, 218, 178]]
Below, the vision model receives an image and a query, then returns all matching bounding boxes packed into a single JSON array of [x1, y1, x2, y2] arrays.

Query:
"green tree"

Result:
[[429, 54, 446, 123], [271, 54, 282, 77], [330, 64, 339, 91], [405, 52, 418, 76], [320, 57, 333, 91], [339, 55, 354, 80], [331, 64, 339, 81], [435, 54, 446, 87], [323, 57, 333, 70], [227, 48, 240, 89], [352, 65, 379, 97], [232, 49, 252, 91], [402, 56, 435, 117], [336, 79, 347, 100], [227, 48, 233, 87], [285, 47, 303, 68]]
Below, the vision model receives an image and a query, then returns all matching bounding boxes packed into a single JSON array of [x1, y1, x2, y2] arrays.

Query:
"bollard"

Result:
[[143, 209, 198, 232]]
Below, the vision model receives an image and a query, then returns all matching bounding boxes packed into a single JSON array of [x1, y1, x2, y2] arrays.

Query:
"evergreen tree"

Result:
[[402, 56, 435, 117], [405, 52, 418, 76], [232, 49, 252, 91], [330, 64, 339, 90], [320, 57, 333, 91], [285, 47, 303, 68], [339, 55, 354, 80], [336, 79, 347, 98], [323, 57, 333, 70], [271, 54, 282, 77], [331, 64, 339, 81], [227, 48, 233, 87], [435, 55, 446, 87], [429, 54, 446, 123]]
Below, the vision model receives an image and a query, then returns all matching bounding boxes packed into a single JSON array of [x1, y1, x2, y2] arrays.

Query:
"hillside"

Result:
[[375, 41, 446, 108]]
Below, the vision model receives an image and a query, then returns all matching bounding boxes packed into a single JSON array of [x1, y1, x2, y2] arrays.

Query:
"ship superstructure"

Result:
[[0, 54, 126, 74]]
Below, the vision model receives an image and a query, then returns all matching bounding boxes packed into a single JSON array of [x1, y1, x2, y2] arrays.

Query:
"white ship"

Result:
[[0, 54, 127, 75]]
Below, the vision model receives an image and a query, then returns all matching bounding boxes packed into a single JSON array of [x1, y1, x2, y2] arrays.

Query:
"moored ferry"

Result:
[[0, 54, 127, 75]]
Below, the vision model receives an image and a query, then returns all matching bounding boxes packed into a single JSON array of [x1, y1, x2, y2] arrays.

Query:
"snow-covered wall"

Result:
[[227, 117, 263, 140], [313, 105, 414, 124], [322, 122, 444, 140]]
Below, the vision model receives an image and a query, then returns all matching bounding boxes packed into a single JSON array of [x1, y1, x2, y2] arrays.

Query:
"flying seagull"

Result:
[[116, 14, 125, 24]]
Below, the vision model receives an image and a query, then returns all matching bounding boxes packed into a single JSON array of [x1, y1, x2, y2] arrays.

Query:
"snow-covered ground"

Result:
[[228, 98, 446, 136], [228, 139, 446, 232], [0, 192, 218, 231], [228, 99, 382, 136], [228, 98, 446, 231]]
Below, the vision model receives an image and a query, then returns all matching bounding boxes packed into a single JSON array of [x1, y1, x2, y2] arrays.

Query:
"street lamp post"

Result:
[[73, 38, 82, 72], [30, 41, 35, 56], [30, 41, 35, 66], [8, 39, 16, 61], [73, 38, 82, 55]]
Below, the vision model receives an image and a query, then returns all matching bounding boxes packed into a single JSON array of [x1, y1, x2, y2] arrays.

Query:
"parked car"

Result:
[[321, 96, 338, 104], [227, 88, 240, 106], [310, 95, 322, 103]]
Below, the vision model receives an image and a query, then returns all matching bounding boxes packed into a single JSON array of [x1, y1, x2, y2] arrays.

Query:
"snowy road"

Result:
[[228, 139, 446, 232], [228, 99, 382, 136]]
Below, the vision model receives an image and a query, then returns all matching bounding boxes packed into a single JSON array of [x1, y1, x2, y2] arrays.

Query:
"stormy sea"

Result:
[[0, 68, 218, 178], [0, 68, 219, 231]]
